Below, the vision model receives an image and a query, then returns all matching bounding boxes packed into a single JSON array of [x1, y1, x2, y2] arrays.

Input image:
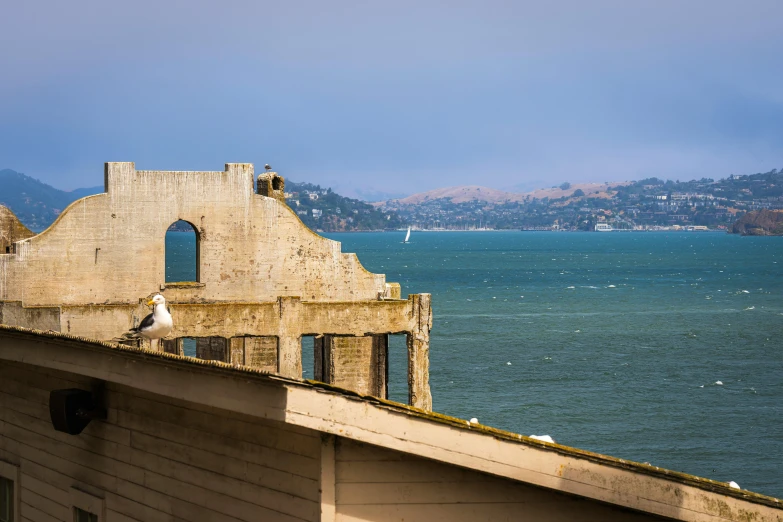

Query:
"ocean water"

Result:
[[166, 230, 783, 498]]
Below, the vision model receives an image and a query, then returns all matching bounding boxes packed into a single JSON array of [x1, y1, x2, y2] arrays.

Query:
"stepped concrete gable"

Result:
[[0, 162, 384, 305], [0, 205, 34, 254], [0, 162, 432, 410]]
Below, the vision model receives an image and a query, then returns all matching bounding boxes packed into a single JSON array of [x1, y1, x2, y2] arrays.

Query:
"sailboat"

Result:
[[402, 227, 411, 243]]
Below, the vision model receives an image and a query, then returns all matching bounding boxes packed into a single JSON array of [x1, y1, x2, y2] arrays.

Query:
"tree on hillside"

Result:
[[572, 189, 585, 197], [560, 182, 571, 190]]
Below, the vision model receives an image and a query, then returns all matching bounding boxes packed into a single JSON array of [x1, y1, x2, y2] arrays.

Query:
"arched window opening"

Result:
[[165, 220, 200, 283]]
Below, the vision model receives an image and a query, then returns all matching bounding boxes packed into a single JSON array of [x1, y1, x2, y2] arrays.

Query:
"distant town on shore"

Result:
[[2, 167, 782, 235]]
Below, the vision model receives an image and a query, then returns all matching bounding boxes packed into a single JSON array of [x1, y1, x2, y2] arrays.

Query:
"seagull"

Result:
[[530, 434, 556, 443], [264, 164, 272, 171], [119, 294, 173, 350]]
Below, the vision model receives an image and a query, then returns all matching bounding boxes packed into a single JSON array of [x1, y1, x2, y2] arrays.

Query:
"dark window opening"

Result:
[[272, 176, 283, 191], [0, 476, 13, 522], [74, 507, 98, 522], [165, 220, 200, 283]]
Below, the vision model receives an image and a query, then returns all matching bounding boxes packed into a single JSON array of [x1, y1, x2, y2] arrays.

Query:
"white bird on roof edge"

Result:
[[265, 164, 272, 171], [117, 294, 173, 351]]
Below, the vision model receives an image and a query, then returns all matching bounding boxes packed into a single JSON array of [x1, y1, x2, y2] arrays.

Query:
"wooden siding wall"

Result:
[[334, 439, 670, 522], [0, 361, 321, 522]]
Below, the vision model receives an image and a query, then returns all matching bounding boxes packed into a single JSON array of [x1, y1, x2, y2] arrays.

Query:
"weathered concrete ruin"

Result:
[[0, 162, 431, 409]]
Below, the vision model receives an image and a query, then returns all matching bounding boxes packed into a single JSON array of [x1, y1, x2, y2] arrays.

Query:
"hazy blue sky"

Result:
[[1, 0, 782, 198]]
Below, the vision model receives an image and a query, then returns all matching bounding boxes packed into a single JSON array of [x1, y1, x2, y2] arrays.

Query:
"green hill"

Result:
[[0, 169, 102, 231], [284, 180, 405, 231]]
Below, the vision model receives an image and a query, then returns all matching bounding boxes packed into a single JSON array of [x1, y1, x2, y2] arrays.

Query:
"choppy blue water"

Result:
[[167, 230, 783, 498]]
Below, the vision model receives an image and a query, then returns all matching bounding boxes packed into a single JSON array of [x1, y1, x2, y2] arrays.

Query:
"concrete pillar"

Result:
[[407, 293, 432, 411], [313, 334, 388, 398], [314, 336, 325, 382], [277, 297, 302, 379], [373, 334, 388, 398], [278, 335, 301, 378], [229, 337, 245, 365], [196, 337, 229, 362]]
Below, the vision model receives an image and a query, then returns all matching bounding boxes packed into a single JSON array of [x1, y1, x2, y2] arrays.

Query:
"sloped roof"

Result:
[[0, 324, 781, 521]]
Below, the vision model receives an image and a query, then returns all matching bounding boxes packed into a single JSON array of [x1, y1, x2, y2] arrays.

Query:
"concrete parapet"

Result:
[[407, 293, 433, 410]]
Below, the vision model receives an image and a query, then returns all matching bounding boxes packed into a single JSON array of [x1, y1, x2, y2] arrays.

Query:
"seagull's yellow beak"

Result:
[[147, 299, 155, 306]]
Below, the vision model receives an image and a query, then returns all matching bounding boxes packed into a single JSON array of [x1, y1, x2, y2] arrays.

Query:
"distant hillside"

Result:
[[385, 182, 627, 206], [0, 169, 103, 231], [5, 166, 782, 233], [379, 169, 783, 230], [285, 180, 404, 231], [390, 186, 525, 205], [730, 209, 783, 235]]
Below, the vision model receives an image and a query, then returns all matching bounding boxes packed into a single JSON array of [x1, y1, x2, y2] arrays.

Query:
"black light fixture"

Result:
[[49, 388, 106, 435]]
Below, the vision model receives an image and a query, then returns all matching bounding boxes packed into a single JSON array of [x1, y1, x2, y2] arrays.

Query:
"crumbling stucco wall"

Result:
[[0, 163, 385, 305], [0, 205, 34, 253]]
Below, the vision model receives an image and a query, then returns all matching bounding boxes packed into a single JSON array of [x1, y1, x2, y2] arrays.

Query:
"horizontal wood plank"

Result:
[[106, 509, 143, 522], [21, 487, 69, 520], [336, 459, 493, 484], [336, 438, 413, 462], [336, 480, 546, 505], [115, 408, 318, 479], [21, 474, 69, 507], [336, 502, 659, 522], [3, 428, 311, 522], [109, 388, 320, 459], [109, 382, 319, 439], [126, 442, 319, 517], [20, 502, 61, 522]]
